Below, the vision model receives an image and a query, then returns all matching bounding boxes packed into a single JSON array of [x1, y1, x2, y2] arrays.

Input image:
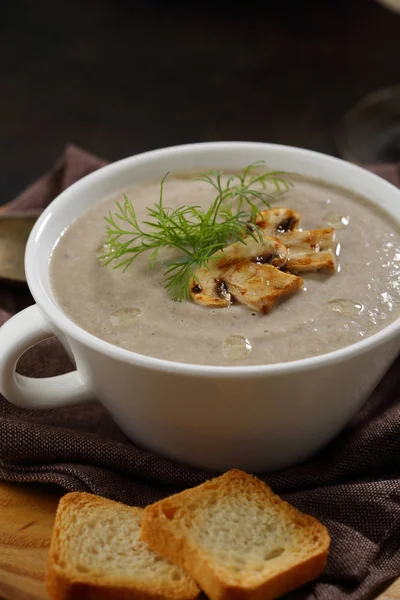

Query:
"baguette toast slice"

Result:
[[141, 470, 330, 600], [45, 492, 200, 600]]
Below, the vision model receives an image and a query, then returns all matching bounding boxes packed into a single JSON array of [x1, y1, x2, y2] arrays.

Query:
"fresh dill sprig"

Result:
[[103, 162, 292, 301], [196, 161, 290, 222]]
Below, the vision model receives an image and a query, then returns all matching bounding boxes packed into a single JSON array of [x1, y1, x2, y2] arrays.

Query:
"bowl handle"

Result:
[[0, 305, 93, 409]]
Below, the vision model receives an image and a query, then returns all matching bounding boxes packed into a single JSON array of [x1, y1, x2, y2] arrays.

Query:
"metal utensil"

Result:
[[0, 214, 38, 283]]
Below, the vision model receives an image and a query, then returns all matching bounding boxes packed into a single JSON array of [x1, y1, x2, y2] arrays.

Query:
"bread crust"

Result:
[[141, 470, 330, 600], [45, 492, 200, 600]]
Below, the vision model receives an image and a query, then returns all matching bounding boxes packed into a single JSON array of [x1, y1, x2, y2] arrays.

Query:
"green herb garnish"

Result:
[[103, 162, 291, 301]]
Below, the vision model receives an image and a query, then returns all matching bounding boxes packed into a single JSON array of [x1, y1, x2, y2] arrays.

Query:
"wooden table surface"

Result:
[[0, 481, 398, 600]]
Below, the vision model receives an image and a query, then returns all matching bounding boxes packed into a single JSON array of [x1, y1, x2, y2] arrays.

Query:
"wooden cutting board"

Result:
[[0, 481, 399, 600], [0, 482, 59, 600]]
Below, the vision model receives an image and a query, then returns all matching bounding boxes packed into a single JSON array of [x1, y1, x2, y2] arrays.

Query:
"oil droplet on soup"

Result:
[[223, 335, 252, 360], [110, 308, 142, 326], [324, 213, 350, 228], [327, 299, 364, 317], [96, 242, 113, 261]]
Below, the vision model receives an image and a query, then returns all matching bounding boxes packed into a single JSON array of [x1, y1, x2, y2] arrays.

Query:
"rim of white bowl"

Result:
[[25, 142, 400, 378]]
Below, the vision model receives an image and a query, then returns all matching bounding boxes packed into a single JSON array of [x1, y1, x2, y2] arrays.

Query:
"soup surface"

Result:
[[50, 173, 400, 366]]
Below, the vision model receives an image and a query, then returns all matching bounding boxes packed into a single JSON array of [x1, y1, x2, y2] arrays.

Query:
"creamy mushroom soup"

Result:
[[50, 174, 400, 366]]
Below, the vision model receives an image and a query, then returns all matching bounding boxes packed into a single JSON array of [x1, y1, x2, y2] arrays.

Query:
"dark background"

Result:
[[1, 0, 399, 204]]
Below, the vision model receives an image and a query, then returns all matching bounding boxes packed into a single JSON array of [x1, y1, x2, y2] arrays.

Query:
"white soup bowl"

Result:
[[0, 142, 399, 472]]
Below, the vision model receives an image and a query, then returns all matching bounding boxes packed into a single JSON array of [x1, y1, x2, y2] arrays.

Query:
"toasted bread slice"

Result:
[[45, 492, 200, 600], [189, 235, 302, 312], [141, 470, 330, 600]]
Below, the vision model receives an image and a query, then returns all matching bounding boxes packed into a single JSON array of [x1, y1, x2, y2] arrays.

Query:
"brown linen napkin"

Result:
[[0, 146, 399, 600]]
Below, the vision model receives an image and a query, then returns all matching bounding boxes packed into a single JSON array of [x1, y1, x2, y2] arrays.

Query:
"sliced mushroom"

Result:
[[224, 262, 303, 313], [255, 208, 301, 236], [279, 228, 336, 273], [255, 209, 337, 273], [190, 235, 302, 312], [216, 235, 288, 270], [190, 265, 231, 308]]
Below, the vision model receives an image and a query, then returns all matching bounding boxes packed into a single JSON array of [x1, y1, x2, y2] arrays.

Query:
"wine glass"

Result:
[[376, 0, 400, 13], [336, 0, 400, 164]]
